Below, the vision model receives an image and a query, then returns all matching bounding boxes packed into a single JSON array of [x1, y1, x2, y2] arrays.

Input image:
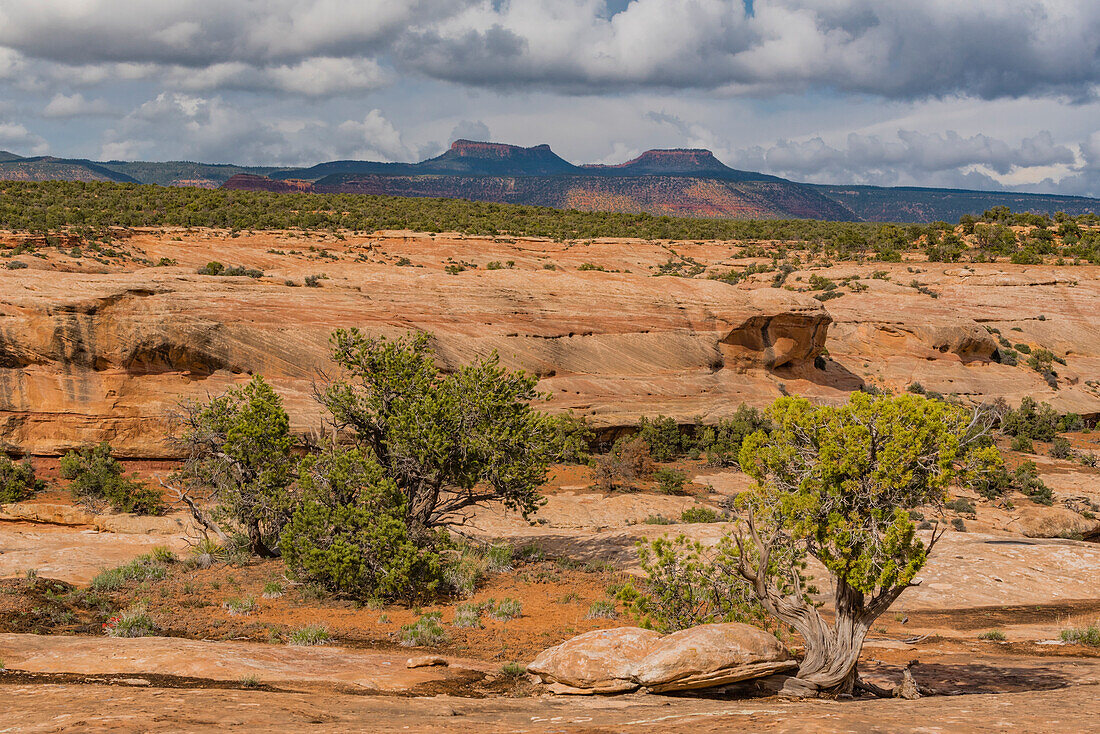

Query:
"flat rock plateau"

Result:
[[1, 226, 1099, 732]]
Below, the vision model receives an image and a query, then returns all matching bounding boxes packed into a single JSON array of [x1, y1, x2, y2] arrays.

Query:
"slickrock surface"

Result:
[[4, 229, 1099, 457], [0, 634, 488, 692]]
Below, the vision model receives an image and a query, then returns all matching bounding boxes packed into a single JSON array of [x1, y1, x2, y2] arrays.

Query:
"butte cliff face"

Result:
[[220, 140, 858, 221], [4, 229, 1099, 458], [0, 245, 833, 457]]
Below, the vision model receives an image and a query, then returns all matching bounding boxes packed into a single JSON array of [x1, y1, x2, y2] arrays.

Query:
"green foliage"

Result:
[[197, 261, 264, 277], [1011, 435, 1035, 453], [400, 612, 448, 646], [0, 454, 44, 503], [636, 415, 686, 462], [177, 375, 295, 556], [287, 625, 331, 646], [489, 597, 523, 621], [978, 630, 1006, 641], [1000, 397, 1060, 442], [1050, 436, 1074, 460], [280, 445, 441, 603], [59, 443, 163, 515], [739, 393, 990, 595], [500, 662, 527, 679], [697, 406, 771, 466], [103, 604, 155, 638], [620, 535, 776, 634], [585, 600, 618, 619], [680, 506, 721, 523], [223, 596, 257, 615], [452, 603, 484, 628], [547, 411, 594, 464], [654, 467, 687, 495], [321, 329, 553, 529], [1060, 626, 1100, 646], [91, 552, 172, 591], [945, 497, 975, 514], [1014, 461, 1053, 505]]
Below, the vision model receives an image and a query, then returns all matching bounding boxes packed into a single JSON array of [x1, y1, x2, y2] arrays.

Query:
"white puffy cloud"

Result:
[[0, 121, 48, 154], [42, 93, 116, 118], [730, 129, 1081, 188], [98, 93, 411, 165]]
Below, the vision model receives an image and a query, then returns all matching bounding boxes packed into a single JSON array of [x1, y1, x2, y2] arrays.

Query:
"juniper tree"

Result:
[[318, 329, 553, 532], [733, 392, 997, 696]]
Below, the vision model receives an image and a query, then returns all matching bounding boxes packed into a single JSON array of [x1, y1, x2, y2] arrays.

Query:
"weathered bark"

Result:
[[733, 510, 926, 697], [246, 520, 278, 558]]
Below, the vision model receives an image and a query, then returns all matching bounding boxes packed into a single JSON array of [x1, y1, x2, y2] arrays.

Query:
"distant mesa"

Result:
[[4, 139, 1097, 223]]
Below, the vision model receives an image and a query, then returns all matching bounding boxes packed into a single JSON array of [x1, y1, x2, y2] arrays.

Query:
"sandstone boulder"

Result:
[[526, 627, 660, 694], [1009, 506, 1100, 539], [631, 622, 796, 692]]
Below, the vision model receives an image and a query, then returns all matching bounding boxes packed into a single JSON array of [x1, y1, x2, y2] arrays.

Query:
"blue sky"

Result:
[[1, 1, 1098, 195]]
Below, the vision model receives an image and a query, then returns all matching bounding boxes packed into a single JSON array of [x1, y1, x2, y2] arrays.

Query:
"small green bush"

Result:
[[442, 545, 489, 598], [452, 603, 484, 629], [287, 625, 331, 646], [1060, 626, 1100, 646], [485, 544, 514, 573], [951, 518, 967, 532], [103, 604, 155, 638], [1011, 435, 1034, 453], [585, 600, 618, 619], [489, 598, 522, 621], [223, 596, 257, 615], [1050, 436, 1074, 460], [59, 443, 163, 514], [680, 506, 720, 523], [280, 447, 441, 603], [0, 454, 44, 503], [978, 630, 1006, 641], [643, 514, 672, 525], [400, 612, 448, 647], [262, 581, 284, 599], [1015, 461, 1053, 505], [91, 553, 172, 591], [500, 662, 527, 679], [547, 412, 594, 464], [945, 497, 976, 514], [654, 467, 687, 495]]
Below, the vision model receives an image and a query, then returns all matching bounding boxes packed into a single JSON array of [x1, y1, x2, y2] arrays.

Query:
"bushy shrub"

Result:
[[280, 446, 441, 603], [1015, 461, 1053, 505], [60, 443, 163, 514], [400, 612, 448, 646], [287, 625, 331, 646], [103, 604, 155, 638], [618, 535, 777, 634], [1000, 397, 1060, 442], [547, 411, 594, 464], [0, 454, 44, 503], [945, 497, 976, 514], [1060, 626, 1100, 646], [489, 597, 522, 621], [696, 406, 770, 466], [680, 506, 720, 523], [197, 261, 263, 277], [585, 600, 618, 619], [1050, 436, 1074, 460], [654, 467, 687, 495], [452, 603, 484, 628], [636, 415, 685, 462]]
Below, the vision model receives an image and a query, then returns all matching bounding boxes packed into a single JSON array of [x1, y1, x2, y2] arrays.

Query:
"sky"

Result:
[[1, 0, 1099, 196]]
